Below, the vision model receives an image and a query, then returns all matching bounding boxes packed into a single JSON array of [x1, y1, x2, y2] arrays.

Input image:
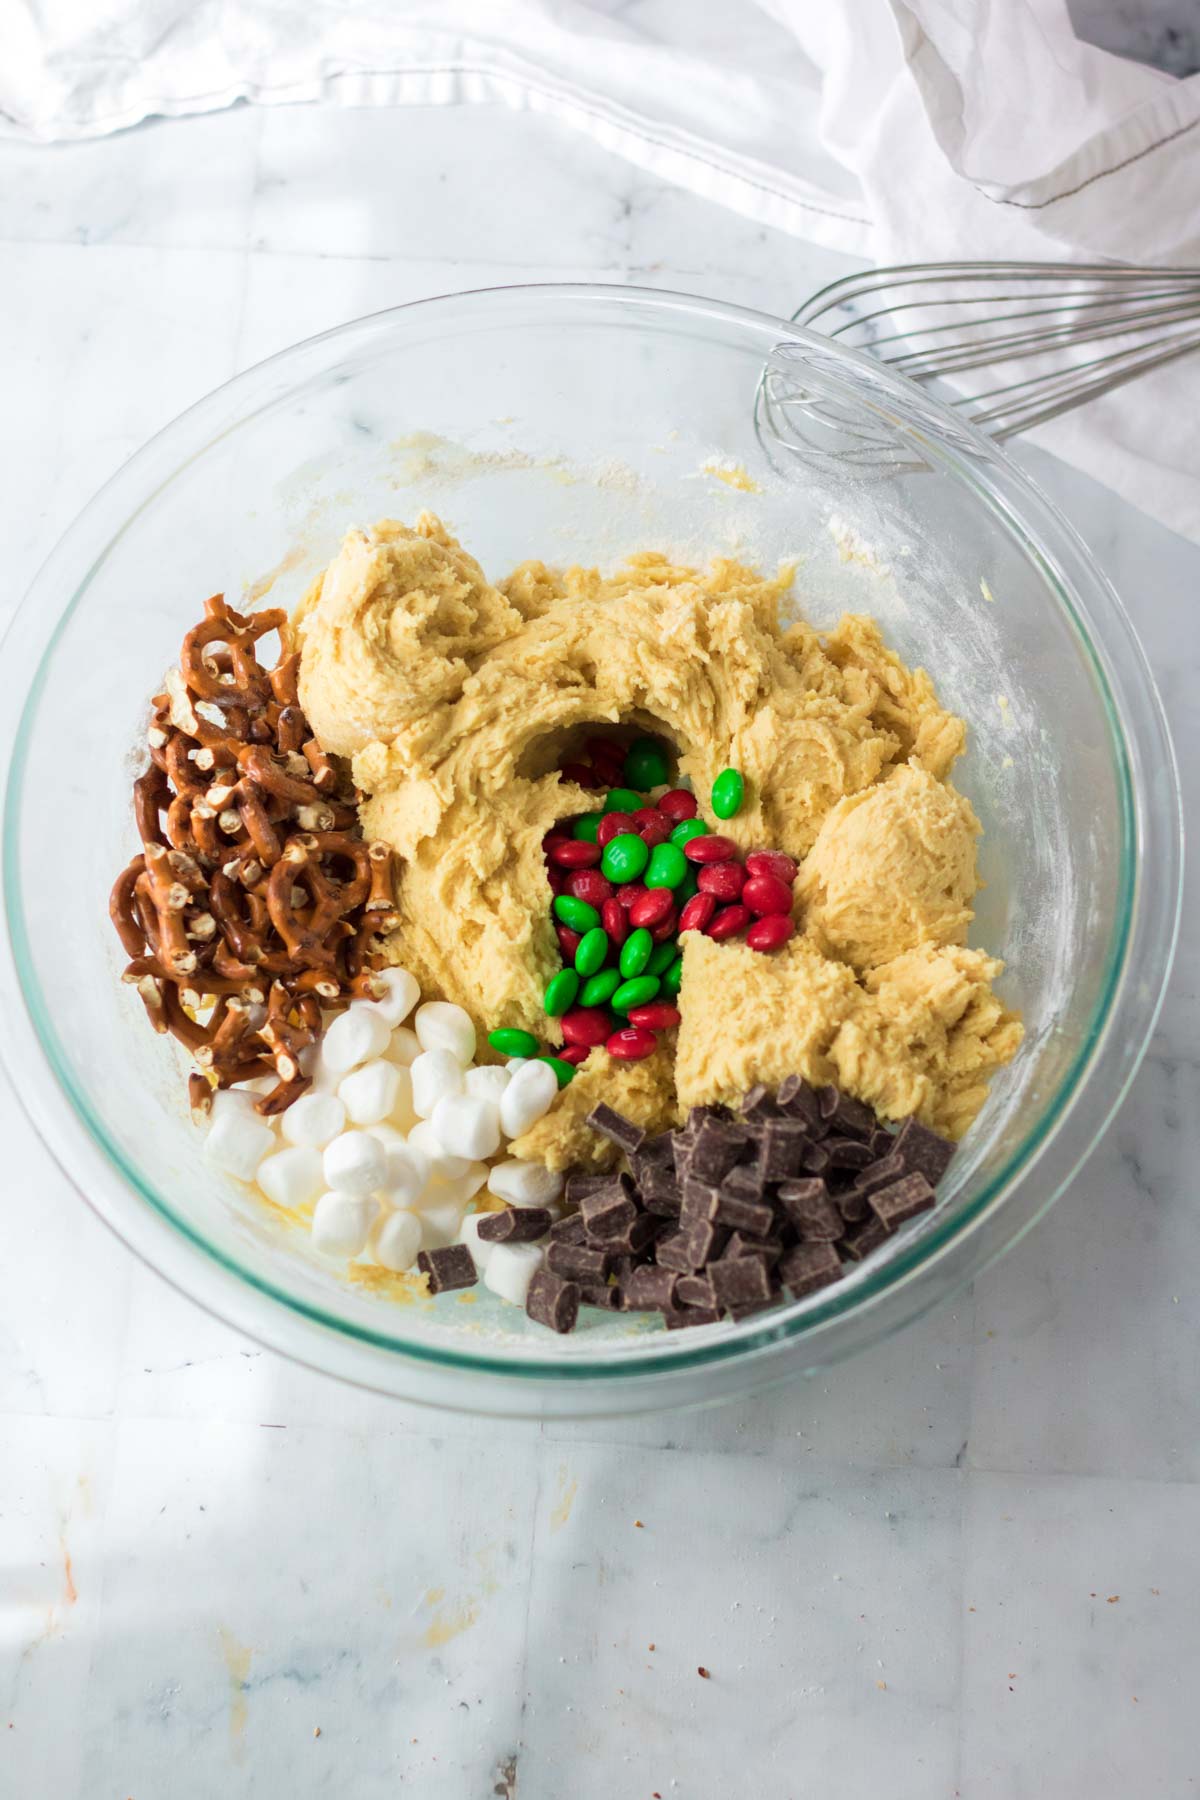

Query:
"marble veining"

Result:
[[2, 45, 1199, 1795]]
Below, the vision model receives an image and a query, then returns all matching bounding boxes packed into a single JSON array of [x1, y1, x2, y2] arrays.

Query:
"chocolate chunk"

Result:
[[578, 1282, 619, 1310], [853, 1150, 907, 1198], [840, 1217, 891, 1261], [893, 1118, 956, 1186], [605, 1211, 661, 1257], [622, 1265, 679, 1311], [526, 1268, 580, 1334], [779, 1241, 843, 1297], [757, 1119, 810, 1180], [869, 1171, 937, 1230], [586, 1102, 646, 1155], [739, 1084, 777, 1120], [722, 1162, 765, 1200], [639, 1132, 677, 1165], [664, 1305, 721, 1329], [476, 1206, 552, 1243], [710, 1255, 773, 1309], [547, 1240, 611, 1283], [829, 1092, 877, 1140], [416, 1244, 478, 1293], [689, 1116, 749, 1184], [816, 1083, 840, 1121], [654, 1229, 695, 1274], [825, 1136, 875, 1170], [639, 1164, 683, 1216], [579, 1178, 638, 1241], [870, 1127, 896, 1157], [834, 1184, 873, 1223], [681, 1177, 722, 1223], [777, 1177, 843, 1241], [800, 1141, 831, 1177], [549, 1212, 586, 1244], [676, 1273, 717, 1309], [723, 1231, 783, 1265], [726, 1296, 779, 1321], [684, 1218, 727, 1269], [713, 1191, 775, 1236], [776, 1075, 823, 1130], [565, 1171, 610, 1205]]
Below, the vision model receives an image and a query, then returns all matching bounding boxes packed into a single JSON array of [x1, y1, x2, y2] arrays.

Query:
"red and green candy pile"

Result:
[[487, 735, 799, 1083]]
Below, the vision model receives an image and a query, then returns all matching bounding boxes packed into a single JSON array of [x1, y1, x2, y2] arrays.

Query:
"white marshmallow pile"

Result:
[[202, 967, 564, 1297]]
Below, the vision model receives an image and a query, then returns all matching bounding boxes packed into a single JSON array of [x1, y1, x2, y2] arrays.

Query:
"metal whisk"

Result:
[[791, 261, 1200, 439]]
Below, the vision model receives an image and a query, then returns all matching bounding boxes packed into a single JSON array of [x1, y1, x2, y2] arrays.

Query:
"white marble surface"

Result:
[[1, 94, 1198, 1799]]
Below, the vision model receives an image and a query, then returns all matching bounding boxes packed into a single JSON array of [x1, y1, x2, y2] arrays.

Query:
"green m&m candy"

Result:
[[537, 1055, 576, 1088], [488, 1027, 540, 1058], [601, 832, 649, 884], [544, 969, 580, 1016], [574, 927, 609, 977], [579, 967, 621, 1008], [572, 812, 602, 842], [645, 841, 687, 889], [619, 927, 653, 978], [623, 737, 671, 791], [645, 939, 678, 978], [662, 954, 684, 996], [604, 787, 644, 815], [553, 894, 600, 932], [612, 975, 661, 1013], [712, 767, 745, 819], [670, 817, 709, 848]]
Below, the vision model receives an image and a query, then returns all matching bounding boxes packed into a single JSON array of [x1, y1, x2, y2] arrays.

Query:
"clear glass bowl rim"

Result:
[[0, 282, 1183, 1407]]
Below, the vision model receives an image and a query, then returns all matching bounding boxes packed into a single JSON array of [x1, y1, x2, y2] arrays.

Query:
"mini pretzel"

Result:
[[236, 743, 322, 808], [133, 766, 169, 848], [270, 651, 301, 707], [181, 595, 285, 706], [110, 857, 149, 957], [303, 738, 337, 791]]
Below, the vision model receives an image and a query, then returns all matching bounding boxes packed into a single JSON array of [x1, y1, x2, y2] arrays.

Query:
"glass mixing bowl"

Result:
[[0, 286, 1181, 1416]]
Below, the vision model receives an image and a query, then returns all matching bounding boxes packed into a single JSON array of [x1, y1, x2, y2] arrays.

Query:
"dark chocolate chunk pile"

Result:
[[543, 1082, 954, 1331]]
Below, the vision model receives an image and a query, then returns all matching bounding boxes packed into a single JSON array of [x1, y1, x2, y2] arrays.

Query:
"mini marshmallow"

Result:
[[408, 1119, 473, 1182], [419, 1192, 469, 1249], [465, 1065, 511, 1105], [499, 1059, 560, 1139], [385, 1027, 421, 1068], [430, 1093, 501, 1162], [322, 1129, 386, 1198], [256, 1146, 323, 1211], [484, 1241, 546, 1307], [311, 1191, 376, 1258], [387, 1065, 417, 1133], [367, 1125, 431, 1207], [457, 1161, 490, 1202], [370, 966, 420, 1028], [338, 1059, 402, 1126], [410, 1049, 465, 1119], [204, 1108, 275, 1182], [280, 1091, 346, 1150], [371, 1208, 422, 1273], [322, 1002, 391, 1075], [414, 1000, 476, 1067], [487, 1159, 564, 1209], [216, 1085, 266, 1114], [459, 1211, 496, 1272]]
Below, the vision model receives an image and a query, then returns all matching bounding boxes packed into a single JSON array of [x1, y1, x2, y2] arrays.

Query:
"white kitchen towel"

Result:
[[3, 0, 1199, 540]]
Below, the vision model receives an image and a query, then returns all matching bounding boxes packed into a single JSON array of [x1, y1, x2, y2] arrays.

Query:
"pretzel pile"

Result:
[[109, 594, 397, 1118]]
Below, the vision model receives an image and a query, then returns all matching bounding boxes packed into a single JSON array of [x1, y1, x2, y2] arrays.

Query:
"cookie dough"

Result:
[[297, 514, 1020, 1146]]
